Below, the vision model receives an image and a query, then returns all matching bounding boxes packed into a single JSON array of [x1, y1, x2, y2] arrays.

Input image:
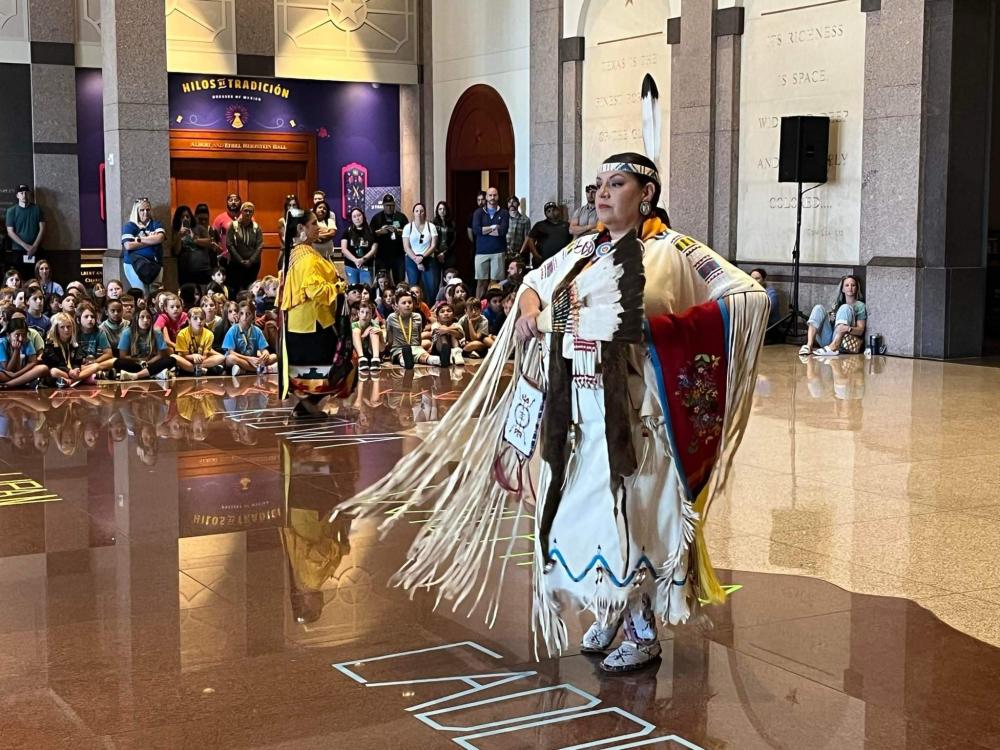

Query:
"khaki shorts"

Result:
[[474, 252, 505, 281]]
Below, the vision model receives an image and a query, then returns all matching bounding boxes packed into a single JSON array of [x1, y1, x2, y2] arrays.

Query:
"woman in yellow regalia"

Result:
[[278, 209, 355, 417]]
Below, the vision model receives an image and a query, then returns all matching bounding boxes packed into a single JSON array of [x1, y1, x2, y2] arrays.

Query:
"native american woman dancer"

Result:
[[278, 209, 355, 416], [336, 77, 769, 672]]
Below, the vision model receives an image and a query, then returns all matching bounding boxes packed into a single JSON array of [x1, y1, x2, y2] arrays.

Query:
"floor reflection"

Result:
[[1, 350, 999, 748]]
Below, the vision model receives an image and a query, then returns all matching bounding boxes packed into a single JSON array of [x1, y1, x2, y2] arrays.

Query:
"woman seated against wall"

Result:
[[800, 274, 867, 356]]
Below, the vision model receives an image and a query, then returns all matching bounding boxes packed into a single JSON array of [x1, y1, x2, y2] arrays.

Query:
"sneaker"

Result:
[[118, 370, 138, 382], [798, 344, 811, 356], [452, 351, 465, 366], [256, 362, 267, 375], [267, 363, 278, 373], [467, 350, 482, 359], [358, 357, 370, 373], [194, 366, 204, 377], [599, 640, 662, 673], [232, 364, 242, 377], [370, 360, 382, 377], [155, 368, 173, 381], [580, 617, 623, 654], [426, 355, 441, 366], [814, 347, 839, 357]]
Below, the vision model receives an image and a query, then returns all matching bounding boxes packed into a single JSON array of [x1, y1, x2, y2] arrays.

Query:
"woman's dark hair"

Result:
[[412, 202, 426, 216], [283, 194, 299, 213], [433, 201, 452, 225], [283, 208, 316, 258], [194, 203, 210, 216], [346, 208, 374, 243], [602, 151, 663, 219], [834, 274, 864, 307], [314, 200, 332, 221], [5, 316, 27, 335], [179, 283, 200, 310], [171, 205, 193, 233], [128, 307, 154, 357], [750, 268, 767, 280]]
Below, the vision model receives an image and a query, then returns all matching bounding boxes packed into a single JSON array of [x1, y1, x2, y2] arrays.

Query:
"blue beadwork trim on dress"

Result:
[[548, 548, 687, 588]]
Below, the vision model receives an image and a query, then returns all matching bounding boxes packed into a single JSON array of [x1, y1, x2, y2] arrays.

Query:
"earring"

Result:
[[639, 200, 652, 216]]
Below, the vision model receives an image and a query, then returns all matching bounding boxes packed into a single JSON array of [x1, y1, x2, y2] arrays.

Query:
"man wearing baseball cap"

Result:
[[524, 201, 571, 266], [369, 194, 408, 285], [6, 185, 46, 279]]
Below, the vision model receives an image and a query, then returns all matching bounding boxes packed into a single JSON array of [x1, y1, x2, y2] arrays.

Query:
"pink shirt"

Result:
[[155, 311, 189, 342], [212, 211, 237, 252]]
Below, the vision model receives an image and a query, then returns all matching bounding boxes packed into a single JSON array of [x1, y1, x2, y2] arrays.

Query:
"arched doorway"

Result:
[[446, 85, 515, 280]]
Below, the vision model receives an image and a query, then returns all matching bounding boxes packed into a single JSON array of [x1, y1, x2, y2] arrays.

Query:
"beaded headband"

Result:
[[598, 161, 660, 184]]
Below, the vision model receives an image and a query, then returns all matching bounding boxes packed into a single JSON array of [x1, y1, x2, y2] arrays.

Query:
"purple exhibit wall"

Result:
[[75, 72, 401, 247], [76, 68, 106, 249]]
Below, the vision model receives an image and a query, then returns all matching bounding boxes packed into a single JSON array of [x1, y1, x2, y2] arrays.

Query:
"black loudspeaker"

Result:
[[778, 115, 830, 184]]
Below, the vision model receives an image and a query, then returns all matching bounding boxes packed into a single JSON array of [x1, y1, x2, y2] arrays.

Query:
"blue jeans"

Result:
[[344, 264, 373, 286], [405, 256, 439, 298], [122, 260, 162, 294], [808, 304, 857, 347]]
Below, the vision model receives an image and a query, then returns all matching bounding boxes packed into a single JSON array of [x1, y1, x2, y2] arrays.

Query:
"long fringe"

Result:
[[691, 290, 770, 605], [332, 286, 535, 625]]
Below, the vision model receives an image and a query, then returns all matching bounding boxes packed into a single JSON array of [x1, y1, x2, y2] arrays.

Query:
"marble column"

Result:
[[27, 0, 81, 281], [711, 9, 743, 260], [530, 0, 561, 210], [235, 0, 276, 76], [862, 0, 991, 358], [100, 0, 171, 286], [669, 3, 714, 243], [399, 85, 422, 212], [560, 37, 585, 215], [420, 0, 435, 206], [859, 0, 925, 357]]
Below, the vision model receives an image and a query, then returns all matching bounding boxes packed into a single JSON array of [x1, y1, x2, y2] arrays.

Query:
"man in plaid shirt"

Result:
[[506, 196, 531, 265]]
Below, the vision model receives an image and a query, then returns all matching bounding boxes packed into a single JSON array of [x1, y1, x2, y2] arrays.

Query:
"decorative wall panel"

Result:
[[166, 0, 235, 52], [0, 0, 29, 63], [276, 0, 419, 84], [736, 0, 866, 265]]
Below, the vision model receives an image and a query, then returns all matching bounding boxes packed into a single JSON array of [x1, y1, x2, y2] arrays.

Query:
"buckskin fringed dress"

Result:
[[335, 217, 769, 657]]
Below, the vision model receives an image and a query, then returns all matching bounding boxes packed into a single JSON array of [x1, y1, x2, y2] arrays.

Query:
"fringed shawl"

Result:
[[332, 223, 770, 657]]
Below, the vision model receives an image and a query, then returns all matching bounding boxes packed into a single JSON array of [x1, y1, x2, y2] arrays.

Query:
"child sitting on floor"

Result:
[[424, 302, 464, 367], [173, 306, 226, 376], [385, 290, 434, 369], [154, 292, 188, 352], [351, 301, 384, 376], [223, 302, 277, 375], [0, 318, 48, 388], [458, 297, 494, 359]]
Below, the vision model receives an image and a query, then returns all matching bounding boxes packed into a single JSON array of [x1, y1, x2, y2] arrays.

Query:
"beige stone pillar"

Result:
[[100, 0, 171, 286]]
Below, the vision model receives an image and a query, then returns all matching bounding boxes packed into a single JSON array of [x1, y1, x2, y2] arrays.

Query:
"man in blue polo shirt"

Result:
[[471, 187, 509, 299]]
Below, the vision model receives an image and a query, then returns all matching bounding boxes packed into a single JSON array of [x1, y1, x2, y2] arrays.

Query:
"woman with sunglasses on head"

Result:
[[402, 202, 439, 300], [120, 198, 165, 295]]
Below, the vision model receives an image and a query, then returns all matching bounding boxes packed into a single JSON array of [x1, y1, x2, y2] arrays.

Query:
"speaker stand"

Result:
[[778, 180, 810, 342]]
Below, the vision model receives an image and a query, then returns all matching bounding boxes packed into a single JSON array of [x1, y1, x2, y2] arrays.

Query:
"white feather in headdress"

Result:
[[641, 73, 661, 165]]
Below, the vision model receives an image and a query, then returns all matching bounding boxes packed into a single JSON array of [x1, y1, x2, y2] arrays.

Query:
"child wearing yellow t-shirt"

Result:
[[173, 307, 226, 376]]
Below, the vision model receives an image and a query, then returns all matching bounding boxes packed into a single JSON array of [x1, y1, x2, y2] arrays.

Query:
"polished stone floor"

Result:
[[1, 347, 999, 749]]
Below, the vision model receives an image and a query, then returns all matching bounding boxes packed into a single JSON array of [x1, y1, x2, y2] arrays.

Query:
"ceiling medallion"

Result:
[[328, 0, 368, 32]]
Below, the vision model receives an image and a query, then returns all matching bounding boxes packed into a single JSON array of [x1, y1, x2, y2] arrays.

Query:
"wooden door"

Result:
[[450, 170, 483, 282], [239, 160, 308, 275], [170, 160, 239, 220]]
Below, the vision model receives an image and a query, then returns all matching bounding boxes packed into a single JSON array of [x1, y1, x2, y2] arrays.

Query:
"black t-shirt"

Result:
[[529, 220, 572, 261], [369, 211, 408, 261], [344, 226, 376, 268]]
